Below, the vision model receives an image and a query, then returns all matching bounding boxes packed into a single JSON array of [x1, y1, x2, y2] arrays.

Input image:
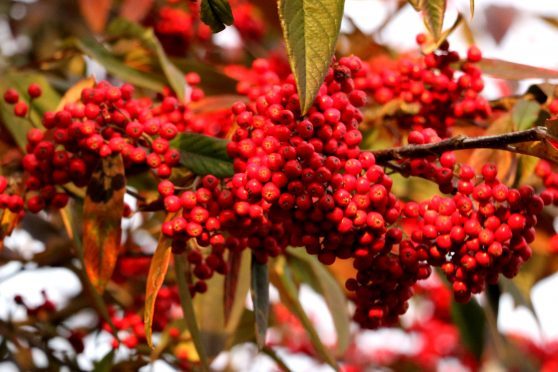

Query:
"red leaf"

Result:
[[79, 0, 113, 33], [119, 0, 154, 23], [83, 154, 125, 293]]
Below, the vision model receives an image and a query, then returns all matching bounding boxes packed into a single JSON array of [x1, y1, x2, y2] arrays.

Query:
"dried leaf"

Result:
[[144, 227, 173, 347], [83, 155, 126, 293]]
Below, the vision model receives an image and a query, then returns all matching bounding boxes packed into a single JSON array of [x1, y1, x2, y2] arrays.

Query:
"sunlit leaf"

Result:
[[144, 227, 173, 348], [423, 13, 462, 53], [478, 58, 558, 80], [56, 77, 96, 111], [171, 133, 233, 178], [83, 154, 125, 293], [78, 0, 112, 33], [201, 0, 234, 33], [286, 248, 351, 356], [250, 257, 269, 350], [278, 0, 345, 114], [470, 0, 475, 18], [422, 0, 447, 41], [270, 257, 338, 369]]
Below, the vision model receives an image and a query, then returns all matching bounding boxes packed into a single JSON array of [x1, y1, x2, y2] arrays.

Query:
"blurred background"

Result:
[[1, 0, 558, 371]]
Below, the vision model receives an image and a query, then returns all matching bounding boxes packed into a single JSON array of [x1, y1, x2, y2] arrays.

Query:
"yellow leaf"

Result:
[[56, 77, 96, 111]]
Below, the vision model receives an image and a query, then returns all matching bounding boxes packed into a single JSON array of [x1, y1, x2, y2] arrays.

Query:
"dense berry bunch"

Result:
[[354, 40, 491, 137], [403, 163, 546, 302], [7, 77, 212, 213]]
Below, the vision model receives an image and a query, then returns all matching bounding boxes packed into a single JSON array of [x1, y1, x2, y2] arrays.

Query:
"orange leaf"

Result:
[[0, 208, 21, 252], [79, 0, 113, 34], [144, 224, 173, 348], [83, 154, 125, 293], [119, 0, 154, 22]]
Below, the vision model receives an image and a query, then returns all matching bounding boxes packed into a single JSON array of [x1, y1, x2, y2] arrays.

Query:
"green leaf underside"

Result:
[[422, 0, 447, 41], [270, 258, 338, 369], [250, 258, 269, 350], [171, 132, 233, 178], [201, 0, 234, 33], [286, 248, 350, 355], [174, 256, 210, 371], [512, 99, 540, 131], [278, 0, 345, 115]]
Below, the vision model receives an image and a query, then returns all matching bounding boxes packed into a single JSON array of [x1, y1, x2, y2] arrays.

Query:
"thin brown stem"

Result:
[[371, 126, 550, 163]]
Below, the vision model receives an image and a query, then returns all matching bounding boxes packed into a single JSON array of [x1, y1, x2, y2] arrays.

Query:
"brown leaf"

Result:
[[119, 0, 154, 22], [83, 154, 125, 293], [79, 0, 113, 34], [144, 224, 173, 348]]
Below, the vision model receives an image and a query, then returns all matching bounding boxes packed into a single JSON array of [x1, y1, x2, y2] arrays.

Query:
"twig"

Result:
[[371, 126, 549, 163]]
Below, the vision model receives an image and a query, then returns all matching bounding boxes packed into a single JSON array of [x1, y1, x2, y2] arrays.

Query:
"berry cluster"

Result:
[[354, 39, 491, 136], [403, 163, 546, 302], [8, 76, 210, 213], [0, 175, 24, 213], [3, 83, 41, 118]]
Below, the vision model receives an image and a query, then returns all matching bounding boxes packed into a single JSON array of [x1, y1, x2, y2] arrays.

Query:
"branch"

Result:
[[371, 127, 550, 163]]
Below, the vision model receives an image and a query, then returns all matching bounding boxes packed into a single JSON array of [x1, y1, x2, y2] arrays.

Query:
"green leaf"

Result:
[[451, 299, 486, 360], [171, 133, 233, 178], [93, 350, 115, 372], [512, 99, 541, 131], [174, 254, 210, 371], [201, 0, 234, 33], [286, 248, 350, 356], [270, 257, 338, 370], [278, 0, 345, 114], [422, 0, 447, 41], [478, 58, 558, 80], [250, 256, 269, 350], [106, 18, 187, 101], [422, 13, 463, 53], [72, 37, 166, 92]]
